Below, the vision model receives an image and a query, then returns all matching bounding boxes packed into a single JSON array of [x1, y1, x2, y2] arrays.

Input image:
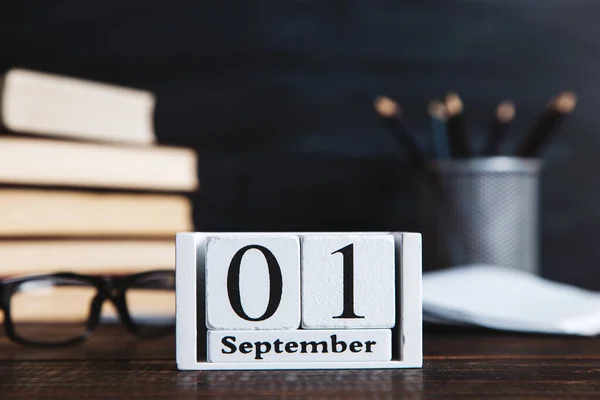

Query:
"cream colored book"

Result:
[[0, 239, 175, 276], [0, 239, 176, 322], [0, 136, 198, 191], [1, 69, 156, 144], [0, 189, 192, 237]]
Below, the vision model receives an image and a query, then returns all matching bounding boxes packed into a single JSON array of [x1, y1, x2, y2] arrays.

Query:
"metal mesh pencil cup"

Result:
[[419, 157, 542, 274]]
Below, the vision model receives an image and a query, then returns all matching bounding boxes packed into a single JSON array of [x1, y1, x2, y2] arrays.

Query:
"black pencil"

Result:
[[516, 92, 577, 158], [482, 100, 515, 156], [444, 93, 472, 158], [374, 95, 427, 166], [428, 99, 449, 159]]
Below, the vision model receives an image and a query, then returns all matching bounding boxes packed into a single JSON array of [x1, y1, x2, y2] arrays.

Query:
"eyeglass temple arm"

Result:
[[0, 283, 5, 310]]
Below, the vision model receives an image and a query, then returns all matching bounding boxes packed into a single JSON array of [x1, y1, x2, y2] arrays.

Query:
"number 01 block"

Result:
[[176, 232, 422, 370]]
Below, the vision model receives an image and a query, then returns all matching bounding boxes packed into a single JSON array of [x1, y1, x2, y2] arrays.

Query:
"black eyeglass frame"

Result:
[[0, 270, 175, 347]]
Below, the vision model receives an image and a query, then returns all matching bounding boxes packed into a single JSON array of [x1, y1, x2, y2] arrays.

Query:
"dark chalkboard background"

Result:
[[1, 1, 599, 288]]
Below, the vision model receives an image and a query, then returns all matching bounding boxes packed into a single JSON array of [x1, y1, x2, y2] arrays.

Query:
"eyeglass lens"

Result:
[[10, 277, 95, 343], [125, 272, 175, 336]]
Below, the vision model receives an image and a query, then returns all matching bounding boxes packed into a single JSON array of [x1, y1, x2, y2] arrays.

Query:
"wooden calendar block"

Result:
[[207, 329, 392, 363], [301, 234, 396, 329], [205, 235, 301, 330], [176, 232, 422, 370]]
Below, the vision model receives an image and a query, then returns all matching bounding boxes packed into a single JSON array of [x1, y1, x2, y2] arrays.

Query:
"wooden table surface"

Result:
[[1, 325, 599, 399]]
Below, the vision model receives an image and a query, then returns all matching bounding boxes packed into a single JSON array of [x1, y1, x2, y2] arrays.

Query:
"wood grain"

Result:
[[1, 325, 600, 398]]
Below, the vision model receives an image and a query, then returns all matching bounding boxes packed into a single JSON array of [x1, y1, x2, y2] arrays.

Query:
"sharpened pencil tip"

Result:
[[428, 100, 447, 121], [444, 92, 463, 116], [496, 101, 516, 123], [374, 96, 400, 117], [553, 91, 577, 114]]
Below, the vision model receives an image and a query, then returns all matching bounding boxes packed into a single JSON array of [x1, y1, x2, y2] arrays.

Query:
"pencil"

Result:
[[482, 100, 515, 156], [374, 95, 427, 166], [444, 93, 472, 158], [516, 91, 577, 158], [428, 99, 449, 159]]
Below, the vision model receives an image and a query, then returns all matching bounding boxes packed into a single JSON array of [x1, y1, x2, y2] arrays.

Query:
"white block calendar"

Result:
[[176, 232, 422, 370]]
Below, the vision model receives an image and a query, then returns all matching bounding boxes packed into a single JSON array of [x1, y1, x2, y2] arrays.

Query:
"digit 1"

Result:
[[332, 243, 364, 319], [226, 245, 283, 321]]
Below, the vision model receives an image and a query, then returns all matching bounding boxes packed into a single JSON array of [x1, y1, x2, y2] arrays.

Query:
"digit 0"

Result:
[[226, 245, 283, 322]]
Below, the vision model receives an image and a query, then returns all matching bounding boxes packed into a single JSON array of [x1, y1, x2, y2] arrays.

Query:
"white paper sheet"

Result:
[[423, 265, 600, 336]]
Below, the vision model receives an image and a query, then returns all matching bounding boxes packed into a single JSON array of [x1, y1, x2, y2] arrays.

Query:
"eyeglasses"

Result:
[[0, 270, 175, 346]]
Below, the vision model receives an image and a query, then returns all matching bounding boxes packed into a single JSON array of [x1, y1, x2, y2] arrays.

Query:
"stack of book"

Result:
[[0, 69, 198, 279]]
